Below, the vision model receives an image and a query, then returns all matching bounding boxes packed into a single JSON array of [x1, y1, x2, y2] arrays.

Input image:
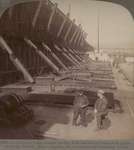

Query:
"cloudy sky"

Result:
[[51, 0, 134, 49]]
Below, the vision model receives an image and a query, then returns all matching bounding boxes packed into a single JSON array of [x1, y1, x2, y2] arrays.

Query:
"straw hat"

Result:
[[97, 89, 105, 94]]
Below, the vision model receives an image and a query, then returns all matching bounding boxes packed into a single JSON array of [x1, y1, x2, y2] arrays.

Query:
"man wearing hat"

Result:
[[94, 89, 108, 130], [72, 90, 89, 127]]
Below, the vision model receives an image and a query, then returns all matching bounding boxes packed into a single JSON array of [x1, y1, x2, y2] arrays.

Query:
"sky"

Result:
[[51, 0, 134, 49]]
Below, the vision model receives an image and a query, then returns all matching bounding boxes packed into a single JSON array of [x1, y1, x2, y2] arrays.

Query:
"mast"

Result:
[[97, 8, 100, 53]]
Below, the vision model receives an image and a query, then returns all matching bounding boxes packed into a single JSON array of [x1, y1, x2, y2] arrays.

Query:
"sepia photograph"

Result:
[[0, 0, 134, 140]]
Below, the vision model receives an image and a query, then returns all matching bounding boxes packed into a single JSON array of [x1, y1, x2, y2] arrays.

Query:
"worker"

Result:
[[113, 55, 119, 68], [72, 90, 89, 127], [94, 89, 109, 130]]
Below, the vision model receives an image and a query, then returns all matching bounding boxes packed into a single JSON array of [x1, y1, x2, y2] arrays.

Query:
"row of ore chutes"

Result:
[[0, 0, 93, 86]]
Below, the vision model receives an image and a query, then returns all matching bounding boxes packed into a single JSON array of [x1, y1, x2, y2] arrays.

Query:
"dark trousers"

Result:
[[96, 112, 108, 129], [73, 107, 87, 126]]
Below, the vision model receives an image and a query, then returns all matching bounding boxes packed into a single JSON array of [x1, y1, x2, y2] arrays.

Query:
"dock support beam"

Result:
[[47, 3, 57, 32], [64, 19, 75, 42], [73, 24, 82, 46], [54, 45, 77, 67], [24, 39, 59, 73], [67, 48, 81, 62], [0, 36, 34, 83], [63, 48, 80, 66], [69, 26, 79, 44], [77, 30, 84, 47], [70, 48, 82, 61], [32, 0, 43, 27], [57, 13, 70, 38], [42, 43, 68, 71]]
